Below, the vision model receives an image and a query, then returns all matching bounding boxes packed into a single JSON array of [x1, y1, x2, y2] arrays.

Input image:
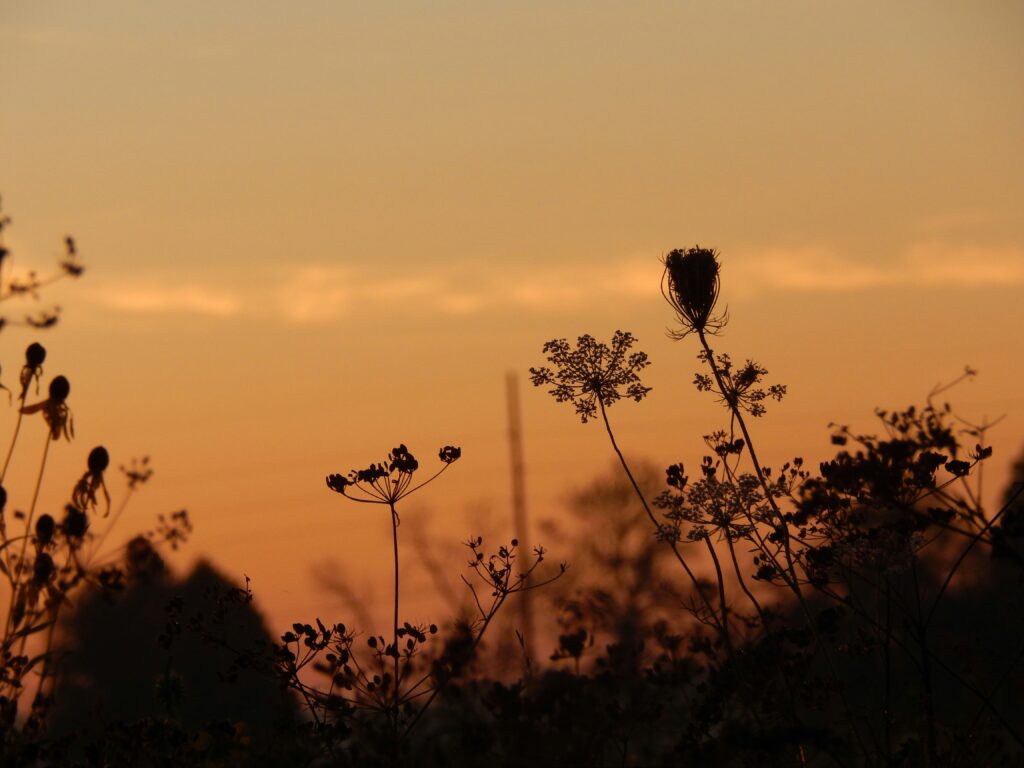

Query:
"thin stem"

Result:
[[389, 501, 400, 728], [1, 392, 31, 582], [725, 534, 767, 628], [703, 534, 732, 654], [596, 396, 724, 637], [4, 437, 51, 639], [85, 487, 137, 569], [696, 329, 874, 759], [925, 484, 1023, 630], [1, 406, 26, 482]]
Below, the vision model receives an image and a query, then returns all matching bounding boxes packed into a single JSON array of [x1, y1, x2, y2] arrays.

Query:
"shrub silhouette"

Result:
[[48, 539, 295, 754]]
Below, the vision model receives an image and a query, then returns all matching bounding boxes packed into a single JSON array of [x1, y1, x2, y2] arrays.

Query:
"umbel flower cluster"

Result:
[[529, 331, 651, 423], [325, 443, 461, 511]]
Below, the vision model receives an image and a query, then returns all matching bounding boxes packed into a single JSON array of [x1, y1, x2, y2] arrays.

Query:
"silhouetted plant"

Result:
[[0, 197, 84, 332], [0, 201, 193, 762], [531, 332, 730, 648], [527, 244, 1024, 767]]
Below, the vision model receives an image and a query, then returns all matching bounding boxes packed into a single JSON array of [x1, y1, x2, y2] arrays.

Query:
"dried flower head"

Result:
[[19, 342, 46, 399], [32, 552, 55, 585], [49, 375, 70, 403], [121, 456, 154, 490], [73, 446, 112, 515], [693, 352, 786, 418], [25, 342, 46, 369], [529, 331, 652, 423], [439, 445, 462, 464], [35, 514, 55, 547], [661, 246, 727, 338], [61, 504, 89, 542], [61, 236, 85, 277], [326, 443, 460, 511], [21, 374, 73, 440]]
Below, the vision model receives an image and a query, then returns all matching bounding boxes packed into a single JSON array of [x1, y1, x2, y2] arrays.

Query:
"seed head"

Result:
[[33, 552, 55, 585], [439, 445, 462, 464], [661, 246, 727, 338], [88, 446, 110, 474], [49, 375, 70, 404], [36, 514, 55, 546], [25, 343, 46, 368], [61, 504, 89, 540]]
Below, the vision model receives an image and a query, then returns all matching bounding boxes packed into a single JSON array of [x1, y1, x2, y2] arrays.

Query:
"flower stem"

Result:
[[3, 436, 51, 644], [596, 396, 725, 641], [696, 328, 872, 757], [389, 500, 400, 725], [1, 406, 25, 483]]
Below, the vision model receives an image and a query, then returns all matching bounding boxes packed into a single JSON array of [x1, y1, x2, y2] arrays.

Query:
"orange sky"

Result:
[[1, 1, 1022, 634]]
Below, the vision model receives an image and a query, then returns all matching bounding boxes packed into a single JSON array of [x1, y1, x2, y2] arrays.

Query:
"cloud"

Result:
[[272, 266, 446, 323], [84, 241, 1024, 324], [267, 257, 662, 323], [729, 242, 1024, 295], [273, 266, 351, 323], [91, 283, 242, 317]]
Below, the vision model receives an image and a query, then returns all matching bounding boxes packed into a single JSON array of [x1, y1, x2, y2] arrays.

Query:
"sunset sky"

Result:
[[2, 1, 1022, 632]]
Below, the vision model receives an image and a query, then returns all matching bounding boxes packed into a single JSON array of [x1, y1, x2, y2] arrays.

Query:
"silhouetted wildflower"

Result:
[[121, 456, 154, 489], [60, 236, 84, 277], [20, 343, 46, 399], [439, 445, 461, 464], [34, 514, 55, 547], [32, 553, 55, 585], [662, 246, 727, 338], [325, 443, 460, 511], [529, 331, 652, 423], [155, 510, 192, 550], [72, 446, 111, 515], [21, 375, 73, 440], [61, 505, 89, 542], [693, 352, 786, 417]]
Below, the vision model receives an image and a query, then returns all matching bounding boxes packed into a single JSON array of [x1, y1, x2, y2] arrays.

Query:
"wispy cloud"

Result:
[[270, 258, 659, 323], [83, 241, 1023, 324], [730, 242, 1024, 295], [91, 283, 242, 317]]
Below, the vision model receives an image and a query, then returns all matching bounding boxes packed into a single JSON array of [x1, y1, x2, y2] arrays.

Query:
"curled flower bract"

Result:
[[662, 246, 727, 338]]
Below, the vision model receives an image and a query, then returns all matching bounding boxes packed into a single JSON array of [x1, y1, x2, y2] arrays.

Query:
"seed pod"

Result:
[[62, 504, 89, 540], [33, 552, 55, 584], [25, 343, 46, 368], [35, 514, 55, 546], [49, 375, 71, 404], [88, 446, 110, 474]]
